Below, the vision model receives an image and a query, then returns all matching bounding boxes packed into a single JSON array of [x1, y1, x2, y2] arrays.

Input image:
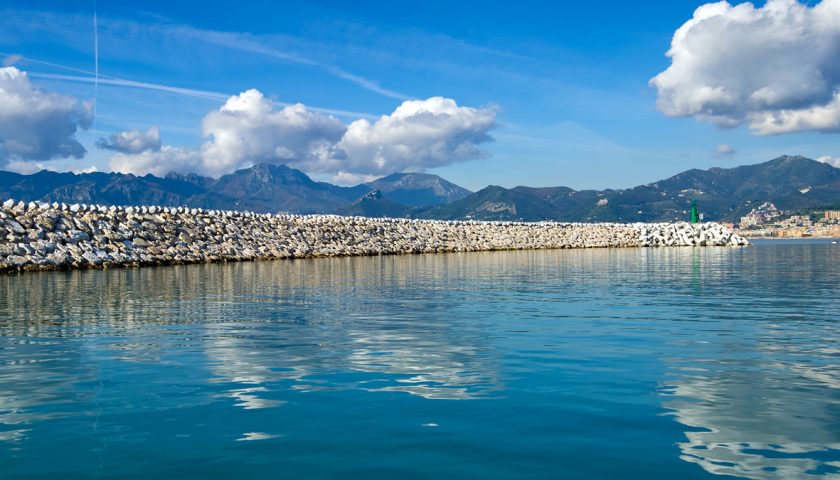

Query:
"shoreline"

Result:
[[741, 234, 840, 240], [1, 200, 749, 273], [746, 236, 838, 242]]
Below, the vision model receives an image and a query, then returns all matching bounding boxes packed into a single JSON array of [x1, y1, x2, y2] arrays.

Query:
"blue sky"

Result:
[[1, 0, 838, 190]]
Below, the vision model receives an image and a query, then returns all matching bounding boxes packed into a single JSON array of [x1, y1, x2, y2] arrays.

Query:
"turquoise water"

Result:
[[1, 241, 839, 479]]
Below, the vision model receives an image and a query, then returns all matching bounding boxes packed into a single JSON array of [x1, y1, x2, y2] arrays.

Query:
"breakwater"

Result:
[[0, 200, 748, 272]]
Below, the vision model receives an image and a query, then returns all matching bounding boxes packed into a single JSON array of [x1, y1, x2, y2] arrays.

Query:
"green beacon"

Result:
[[689, 200, 700, 224]]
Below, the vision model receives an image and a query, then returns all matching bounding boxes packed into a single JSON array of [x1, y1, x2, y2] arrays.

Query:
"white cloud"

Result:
[[336, 97, 497, 176], [818, 155, 840, 168], [0, 66, 92, 165], [3, 159, 48, 175], [111, 90, 496, 181], [109, 145, 202, 177], [3, 159, 97, 175], [96, 126, 161, 154], [71, 165, 99, 174], [715, 144, 735, 156], [199, 89, 346, 177], [651, 0, 840, 135], [329, 171, 379, 185], [101, 90, 496, 180]]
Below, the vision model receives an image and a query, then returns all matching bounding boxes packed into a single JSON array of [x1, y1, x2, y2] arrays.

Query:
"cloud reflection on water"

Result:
[[0, 254, 507, 441], [199, 255, 503, 404]]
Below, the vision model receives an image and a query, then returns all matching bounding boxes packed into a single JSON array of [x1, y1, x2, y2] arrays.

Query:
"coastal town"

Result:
[[735, 202, 840, 238]]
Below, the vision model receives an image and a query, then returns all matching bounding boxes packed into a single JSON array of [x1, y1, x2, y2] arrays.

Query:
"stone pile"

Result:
[[0, 199, 748, 272]]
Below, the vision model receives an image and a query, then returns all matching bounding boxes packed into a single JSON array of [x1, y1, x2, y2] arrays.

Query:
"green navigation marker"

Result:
[[690, 200, 700, 224]]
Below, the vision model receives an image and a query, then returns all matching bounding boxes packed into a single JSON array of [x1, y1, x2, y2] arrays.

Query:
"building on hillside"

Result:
[[825, 210, 840, 221], [779, 215, 812, 229], [739, 202, 781, 229], [739, 213, 759, 228]]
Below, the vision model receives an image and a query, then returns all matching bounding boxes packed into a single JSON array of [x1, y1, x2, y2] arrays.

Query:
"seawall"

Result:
[[0, 200, 748, 273]]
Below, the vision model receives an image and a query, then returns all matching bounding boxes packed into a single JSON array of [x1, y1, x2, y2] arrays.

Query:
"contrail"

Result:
[[93, 0, 99, 125], [0, 53, 96, 76], [28, 72, 379, 119], [32, 73, 229, 101]]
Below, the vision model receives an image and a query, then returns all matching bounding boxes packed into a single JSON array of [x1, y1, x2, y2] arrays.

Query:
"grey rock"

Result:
[[6, 255, 29, 267], [65, 230, 90, 243], [82, 251, 102, 265], [5, 220, 25, 234]]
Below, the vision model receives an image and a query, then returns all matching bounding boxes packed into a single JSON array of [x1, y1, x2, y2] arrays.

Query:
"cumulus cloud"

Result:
[[109, 146, 202, 177], [651, 0, 840, 135], [818, 155, 840, 168], [0, 66, 92, 165], [3, 160, 48, 175], [335, 97, 497, 178], [200, 91, 495, 180], [3, 160, 97, 175], [72, 165, 99, 174], [96, 126, 161, 154], [104, 88, 496, 180], [199, 89, 346, 177], [330, 171, 380, 185], [715, 144, 735, 157]]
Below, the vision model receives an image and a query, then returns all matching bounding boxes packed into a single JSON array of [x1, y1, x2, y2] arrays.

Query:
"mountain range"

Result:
[[421, 155, 840, 222], [0, 155, 838, 222], [0, 164, 469, 215]]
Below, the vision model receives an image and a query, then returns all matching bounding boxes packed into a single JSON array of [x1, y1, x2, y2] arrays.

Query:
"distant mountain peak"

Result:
[[341, 189, 411, 218], [376, 171, 440, 184], [361, 189, 385, 200], [774, 154, 808, 161], [365, 171, 471, 207], [232, 163, 311, 183], [765, 155, 822, 168]]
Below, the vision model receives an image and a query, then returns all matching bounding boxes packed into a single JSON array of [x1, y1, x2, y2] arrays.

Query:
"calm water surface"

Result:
[[1, 241, 839, 479]]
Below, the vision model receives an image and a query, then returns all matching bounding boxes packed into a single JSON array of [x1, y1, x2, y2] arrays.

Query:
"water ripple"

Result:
[[0, 242, 838, 479]]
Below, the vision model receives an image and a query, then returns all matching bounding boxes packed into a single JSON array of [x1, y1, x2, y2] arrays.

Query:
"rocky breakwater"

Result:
[[0, 199, 748, 273]]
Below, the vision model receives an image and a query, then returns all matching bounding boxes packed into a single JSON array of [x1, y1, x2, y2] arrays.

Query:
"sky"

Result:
[[1, 0, 839, 190]]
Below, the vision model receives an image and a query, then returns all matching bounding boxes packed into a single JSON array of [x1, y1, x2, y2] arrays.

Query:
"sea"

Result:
[[1, 239, 838, 479]]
